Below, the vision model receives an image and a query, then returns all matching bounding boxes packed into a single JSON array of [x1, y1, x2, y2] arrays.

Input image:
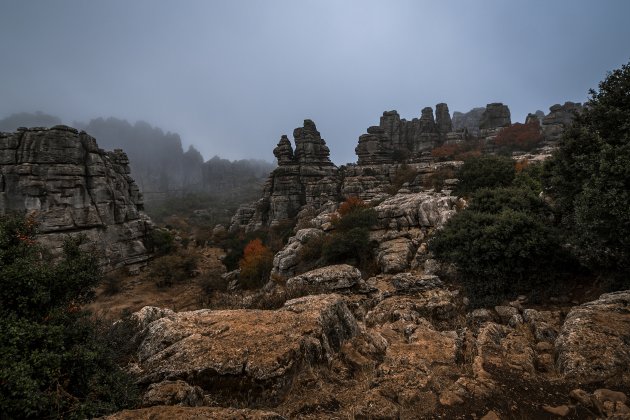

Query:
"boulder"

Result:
[[286, 264, 361, 293], [391, 273, 443, 294], [132, 294, 358, 405], [374, 192, 458, 230], [141, 380, 205, 407], [555, 291, 630, 385]]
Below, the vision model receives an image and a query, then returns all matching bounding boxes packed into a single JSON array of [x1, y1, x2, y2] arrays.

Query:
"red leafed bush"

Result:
[[494, 121, 543, 152], [338, 196, 367, 216]]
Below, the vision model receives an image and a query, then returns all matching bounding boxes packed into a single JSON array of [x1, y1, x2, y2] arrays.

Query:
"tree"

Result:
[[544, 60, 630, 281], [454, 155, 516, 196], [0, 214, 138, 418]]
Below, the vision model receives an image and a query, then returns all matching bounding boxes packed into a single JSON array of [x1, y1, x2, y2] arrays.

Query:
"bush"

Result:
[[198, 271, 228, 295], [454, 155, 516, 196], [431, 140, 483, 161], [321, 202, 377, 268], [150, 252, 199, 288], [494, 121, 544, 153], [239, 239, 274, 289], [430, 208, 571, 307], [0, 214, 139, 418], [145, 228, 175, 256]]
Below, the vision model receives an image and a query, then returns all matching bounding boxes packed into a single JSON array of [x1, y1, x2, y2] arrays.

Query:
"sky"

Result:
[[1, 1, 629, 164]]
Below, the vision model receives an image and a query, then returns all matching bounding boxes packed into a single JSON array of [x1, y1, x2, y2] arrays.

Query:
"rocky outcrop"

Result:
[[555, 290, 630, 385], [131, 294, 358, 406], [230, 120, 339, 232], [542, 101, 583, 143], [286, 264, 362, 293], [479, 103, 511, 130], [452, 107, 486, 136], [356, 105, 454, 165], [0, 125, 151, 270]]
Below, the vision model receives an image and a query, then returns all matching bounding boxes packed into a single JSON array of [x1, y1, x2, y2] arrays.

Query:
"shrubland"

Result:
[[0, 214, 139, 418]]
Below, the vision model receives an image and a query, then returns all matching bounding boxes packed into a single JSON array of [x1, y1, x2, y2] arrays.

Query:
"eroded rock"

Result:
[[132, 294, 358, 405], [555, 291, 630, 385]]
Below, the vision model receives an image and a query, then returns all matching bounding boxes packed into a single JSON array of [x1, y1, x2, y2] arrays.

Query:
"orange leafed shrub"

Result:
[[515, 158, 530, 172], [239, 238, 274, 288], [338, 196, 367, 216], [494, 121, 543, 152]]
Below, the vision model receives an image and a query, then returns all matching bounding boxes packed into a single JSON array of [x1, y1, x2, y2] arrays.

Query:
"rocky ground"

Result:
[[100, 273, 630, 419], [96, 190, 630, 418]]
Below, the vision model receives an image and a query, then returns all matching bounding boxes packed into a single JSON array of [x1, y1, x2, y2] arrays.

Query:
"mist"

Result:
[[1, 0, 629, 164]]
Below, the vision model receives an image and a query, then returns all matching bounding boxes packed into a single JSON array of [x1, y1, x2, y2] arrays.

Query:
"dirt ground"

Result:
[[86, 247, 226, 320]]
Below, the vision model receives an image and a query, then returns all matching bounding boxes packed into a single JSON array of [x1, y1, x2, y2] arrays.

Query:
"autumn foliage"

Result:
[[239, 238, 274, 288], [494, 121, 543, 152], [431, 140, 483, 161], [338, 196, 367, 216]]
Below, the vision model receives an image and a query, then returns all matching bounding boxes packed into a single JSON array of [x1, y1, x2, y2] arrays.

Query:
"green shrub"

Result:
[[145, 228, 175, 256], [0, 214, 139, 418], [430, 207, 571, 307], [322, 227, 372, 265], [150, 252, 199, 288], [454, 155, 515, 196]]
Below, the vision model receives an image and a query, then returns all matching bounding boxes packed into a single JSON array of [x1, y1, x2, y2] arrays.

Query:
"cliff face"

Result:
[[0, 125, 152, 270]]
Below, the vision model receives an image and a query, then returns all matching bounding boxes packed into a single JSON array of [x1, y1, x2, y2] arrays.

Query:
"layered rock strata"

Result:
[[231, 120, 339, 232], [0, 125, 151, 270], [542, 101, 583, 143]]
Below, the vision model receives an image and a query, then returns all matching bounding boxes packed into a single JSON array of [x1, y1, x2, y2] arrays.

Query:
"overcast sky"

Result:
[[1, 1, 629, 164]]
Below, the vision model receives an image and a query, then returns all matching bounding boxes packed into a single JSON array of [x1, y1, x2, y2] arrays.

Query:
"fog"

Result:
[[1, 0, 629, 164]]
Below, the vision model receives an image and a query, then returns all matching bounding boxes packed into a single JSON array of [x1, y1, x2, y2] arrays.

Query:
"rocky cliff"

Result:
[[0, 125, 152, 270]]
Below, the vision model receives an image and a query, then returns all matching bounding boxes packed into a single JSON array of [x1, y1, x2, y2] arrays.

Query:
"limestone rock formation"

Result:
[[555, 290, 630, 385], [0, 125, 151, 270], [452, 107, 486, 136], [230, 120, 339, 232], [479, 103, 511, 130], [435, 103, 453, 134], [356, 105, 454, 165], [131, 294, 358, 406], [286, 264, 361, 293], [542, 101, 583, 143]]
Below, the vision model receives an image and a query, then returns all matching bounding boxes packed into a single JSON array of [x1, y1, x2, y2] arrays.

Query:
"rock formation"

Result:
[[542, 101, 583, 143], [356, 105, 454, 165], [231, 120, 340, 232], [479, 103, 511, 130], [128, 295, 358, 406], [0, 125, 152, 270], [452, 107, 486, 135]]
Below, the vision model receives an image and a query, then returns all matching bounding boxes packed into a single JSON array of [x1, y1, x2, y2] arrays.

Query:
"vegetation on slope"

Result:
[[0, 214, 138, 419]]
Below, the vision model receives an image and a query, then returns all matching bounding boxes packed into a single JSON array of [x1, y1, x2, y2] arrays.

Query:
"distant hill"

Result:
[[0, 113, 276, 203]]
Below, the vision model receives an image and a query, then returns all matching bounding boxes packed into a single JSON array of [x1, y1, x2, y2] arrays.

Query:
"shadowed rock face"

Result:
[[479, 103, 511, 130], [0, 125, 151, 270]]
